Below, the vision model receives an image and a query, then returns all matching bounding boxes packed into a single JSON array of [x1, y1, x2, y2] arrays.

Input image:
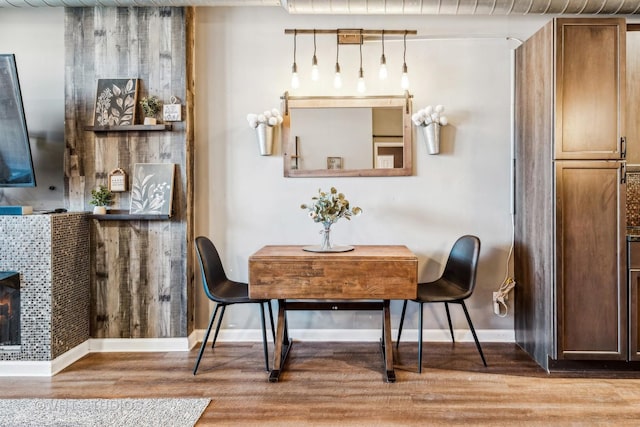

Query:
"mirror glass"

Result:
[[282, 94, 412, 177]]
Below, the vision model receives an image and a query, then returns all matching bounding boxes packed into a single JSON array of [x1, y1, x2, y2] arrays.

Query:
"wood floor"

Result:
[[2, 341, 640, 425]]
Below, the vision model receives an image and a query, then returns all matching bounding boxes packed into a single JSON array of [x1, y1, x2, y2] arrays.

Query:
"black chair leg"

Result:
[[193, 304, 218, 375], [444, 302, 455, 343], [396, 300, 408, 349], [259, 303, 269, 372], [417, 302, 424, 374], [267, 300, 276, 343], [461, 301, 487, 367], [211, 304, 226, 349]]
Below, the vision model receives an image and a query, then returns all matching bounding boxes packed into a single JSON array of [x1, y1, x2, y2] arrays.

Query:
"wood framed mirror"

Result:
[[281, 92, 413, 177]]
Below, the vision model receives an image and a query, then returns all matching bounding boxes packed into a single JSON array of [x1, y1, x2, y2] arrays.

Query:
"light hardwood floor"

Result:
[[2, 342, 640, 425]]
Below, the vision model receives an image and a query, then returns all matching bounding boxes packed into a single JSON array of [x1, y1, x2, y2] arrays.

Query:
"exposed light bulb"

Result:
[[357, 68, 366, 93], [401, 31, 410, 90], [291, 30, 299, 89], [291, 63, 300, 89], [334, 63, 342, 89], [357, 30, 365, 93], [379, 30, 388, 81], [311, 30, 319, 82], [401, 63, 409, 90], [379, 54, 388, 80], [311, 55, 319, 81]]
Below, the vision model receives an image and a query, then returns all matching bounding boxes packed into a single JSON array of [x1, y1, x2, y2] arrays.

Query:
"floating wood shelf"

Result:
[[84, 124, 172, 132], [88, 209, 171, 221]]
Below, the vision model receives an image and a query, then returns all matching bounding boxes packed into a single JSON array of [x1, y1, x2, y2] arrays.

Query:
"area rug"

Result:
[[0, 398, 210, 427]]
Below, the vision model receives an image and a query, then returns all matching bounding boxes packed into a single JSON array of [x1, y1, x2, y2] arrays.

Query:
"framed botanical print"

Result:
[[93, 78, 138, 126], [130, 163, 175, 216]]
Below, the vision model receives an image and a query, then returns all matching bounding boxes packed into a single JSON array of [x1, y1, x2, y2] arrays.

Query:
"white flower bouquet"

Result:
[[247, 108, 283, 128], [412, 105, 449, 127], [301, 187, 362, 226]]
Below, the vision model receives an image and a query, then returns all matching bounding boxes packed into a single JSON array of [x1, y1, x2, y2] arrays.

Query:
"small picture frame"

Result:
[[373, 141, 403, 169], [162, 96, 182, 122], [327, 157, 343, 170], [93, 78, 138, 126], [108, 168, 127, 192]]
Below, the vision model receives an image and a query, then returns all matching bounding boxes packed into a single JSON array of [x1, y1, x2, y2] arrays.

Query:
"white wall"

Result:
[[194, 7, 550, 334]]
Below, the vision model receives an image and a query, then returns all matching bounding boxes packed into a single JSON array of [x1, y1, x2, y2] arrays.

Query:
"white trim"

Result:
[[202, 328, 515, 343], [0, 340, 90, 377], [87, 337, 192, 352]]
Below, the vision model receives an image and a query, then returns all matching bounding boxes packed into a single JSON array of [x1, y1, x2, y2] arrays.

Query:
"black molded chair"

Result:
[[193, 236, 275, 375], [396, 235, 487, 372]]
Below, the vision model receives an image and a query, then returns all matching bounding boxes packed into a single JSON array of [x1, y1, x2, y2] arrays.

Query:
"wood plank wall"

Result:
[[64, 7, 195, 338]]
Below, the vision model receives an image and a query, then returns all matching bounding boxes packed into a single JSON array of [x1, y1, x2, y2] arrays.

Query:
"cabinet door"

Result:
[[556, 161, 627, 360], [630, 270, 640, 360], [555, 18, 626, 160]]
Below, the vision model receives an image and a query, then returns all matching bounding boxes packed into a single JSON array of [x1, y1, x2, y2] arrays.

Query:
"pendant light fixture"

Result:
[[357, 29, 366, 93], [291, 29, 300, 89], [311, 29, 319, 81], [333, 33, 342, 89], [379, 30, 388, 80], [401, 30, 410, 90], [284, 28, 416, 91]]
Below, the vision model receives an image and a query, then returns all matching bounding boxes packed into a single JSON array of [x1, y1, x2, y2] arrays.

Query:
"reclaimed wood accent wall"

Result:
[[64, 7, 195, 338]]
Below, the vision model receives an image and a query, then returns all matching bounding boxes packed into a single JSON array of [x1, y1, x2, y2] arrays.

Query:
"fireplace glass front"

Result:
[[0, 271, 20, 348]]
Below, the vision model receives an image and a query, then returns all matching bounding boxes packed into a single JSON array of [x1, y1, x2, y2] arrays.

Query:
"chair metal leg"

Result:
[[267, 300, 276, 343], [461, 301, 487, 367], [396, 300, 408, 349], [259, 303, 269, 372], [211, 304, 226, 349], [193, 304, 219, 375], [418, 302, 424, 374], [444, 302, 455, 343]]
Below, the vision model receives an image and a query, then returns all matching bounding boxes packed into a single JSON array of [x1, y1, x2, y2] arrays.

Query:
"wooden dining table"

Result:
[[248, 245, 418, 383]]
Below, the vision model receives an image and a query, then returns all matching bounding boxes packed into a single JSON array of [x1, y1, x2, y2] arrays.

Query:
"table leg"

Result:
[[269, 299, 292, 382], [382, 299, 396, 383]]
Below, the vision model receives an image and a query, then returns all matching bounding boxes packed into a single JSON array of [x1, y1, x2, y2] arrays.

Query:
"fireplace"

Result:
[[0, 271, 20, 348]]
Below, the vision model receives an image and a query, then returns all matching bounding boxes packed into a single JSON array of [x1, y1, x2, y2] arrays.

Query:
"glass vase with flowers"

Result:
[[301, 187, 362, 252]]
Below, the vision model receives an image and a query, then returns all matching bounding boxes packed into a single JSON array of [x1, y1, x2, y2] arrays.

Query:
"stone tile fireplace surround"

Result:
[[0, 212, 89, 366]]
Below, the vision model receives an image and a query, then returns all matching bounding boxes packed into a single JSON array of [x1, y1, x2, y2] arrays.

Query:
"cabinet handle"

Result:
[[621, 136, 627, 159], [622, 162, 627, 184]]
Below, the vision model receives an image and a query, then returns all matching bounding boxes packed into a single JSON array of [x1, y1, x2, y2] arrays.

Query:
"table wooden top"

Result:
[[249, 245, 417, 260], [249, 245, 418, 300]]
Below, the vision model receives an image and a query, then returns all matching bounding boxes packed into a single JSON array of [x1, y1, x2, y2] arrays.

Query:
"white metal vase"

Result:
[[255, 123, 274, 156], [422, 123, 441, 155]]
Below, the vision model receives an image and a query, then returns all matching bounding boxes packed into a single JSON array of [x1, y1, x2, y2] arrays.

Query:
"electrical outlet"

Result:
[[493, 292, 500, 315]]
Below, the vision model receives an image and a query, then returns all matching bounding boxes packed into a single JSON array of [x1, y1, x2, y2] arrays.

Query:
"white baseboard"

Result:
[[0, 334, 198, 377], [0, 329, 514, 377], [87, 336, 193, 352], [0, 340, 90, 377], [195, 328, 515, 343]]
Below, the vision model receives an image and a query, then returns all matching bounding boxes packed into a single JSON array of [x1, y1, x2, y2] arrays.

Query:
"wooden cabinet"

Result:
[[515, 18, 627, 371], [555, 161, 626, 360], [629, 240, 640, 360], [555, 19, 625, 160]]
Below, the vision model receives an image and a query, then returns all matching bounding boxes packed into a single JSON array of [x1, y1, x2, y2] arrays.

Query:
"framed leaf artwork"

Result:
[[93, 78, 138, 126], [130, 163, 175, 216]]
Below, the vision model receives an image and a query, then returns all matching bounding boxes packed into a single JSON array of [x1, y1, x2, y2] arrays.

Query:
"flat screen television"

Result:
[[0, 54, 35, 187]]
